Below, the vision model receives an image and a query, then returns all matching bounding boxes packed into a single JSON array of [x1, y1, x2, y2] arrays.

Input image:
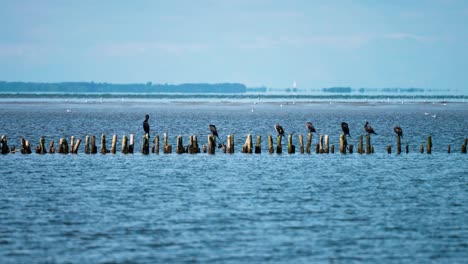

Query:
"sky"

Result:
[[1, 0, 468, 91]]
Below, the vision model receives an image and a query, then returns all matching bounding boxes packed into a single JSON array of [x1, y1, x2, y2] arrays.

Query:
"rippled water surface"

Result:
[[1, 99, 467, 263]]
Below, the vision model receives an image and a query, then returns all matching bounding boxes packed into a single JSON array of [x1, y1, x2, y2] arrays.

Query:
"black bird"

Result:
[[143, 114, 150, 135], [364, 121, 377, 135], [394, 126, 403, 138], [341, 122, 351, 137], [209, 124, 220, 140], [275, 123, 285, 136], [306, 122, 317, 133]]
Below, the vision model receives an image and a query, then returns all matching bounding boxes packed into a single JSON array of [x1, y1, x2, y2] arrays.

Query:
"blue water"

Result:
[[1, 97, 467, 263]]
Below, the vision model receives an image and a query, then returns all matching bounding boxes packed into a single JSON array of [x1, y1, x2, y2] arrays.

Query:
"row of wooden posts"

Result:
[[1, 133, 467, 155]]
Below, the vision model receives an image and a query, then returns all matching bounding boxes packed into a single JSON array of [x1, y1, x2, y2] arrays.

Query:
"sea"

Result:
[[0, 93, 467, 263]]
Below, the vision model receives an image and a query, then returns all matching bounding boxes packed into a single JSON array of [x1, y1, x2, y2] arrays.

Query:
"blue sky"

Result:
[[1, 0, 467, 91]]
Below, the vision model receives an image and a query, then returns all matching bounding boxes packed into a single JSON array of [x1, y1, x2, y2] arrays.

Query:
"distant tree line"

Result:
[[0, 81, 248, 93]]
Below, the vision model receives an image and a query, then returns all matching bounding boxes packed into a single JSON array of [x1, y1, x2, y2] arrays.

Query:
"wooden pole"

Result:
[[396, 135, 401, 154], [358, 135, 363, 154], [420, 144, 424, 154], [366, 134, 371, 154], [315, 143, 320, 154], [176, 135, 184, 154], [129, 134, 134, 154], [427, 136, 432, 154], [462, 139, 467, 153], [324, 135, 329, 154], [85, 135, 90, 154], [25, 140, 32, 154], [276, 135, 282, 154], [70, 136, 75, 154], [91, 135, 97, 154], [39, 136, 47, 154], [287, 134, 295, 154], [242, 134, 253, 153], [406, 144, 409, 154], [298, 134, 304, 154], [227, 135, 234, 154], [122, 135, 128, 154], [203, 145, 207, 153], [306, 133, 312, 154], [349, 144, 354, 154], [59, 138, 69, 154], [73, 139, 81, 154], [111, 134, 117, 154], [330, 144, 335, 154], [1, 135, 9, 154], [319, 135, 324, 154], [142, 134, 150, 155], [163, 133, 172, 154], [100, 134, 108, 154], [49, 141, 55, 154], [208, 135, 215, 154], [339, 134, 347, 154], [447, 144, 451, 154], [153, 134, 159, 154], [387, 145, 392, 154], [267, 135, 274, 154], [255, 135, 261, 154]]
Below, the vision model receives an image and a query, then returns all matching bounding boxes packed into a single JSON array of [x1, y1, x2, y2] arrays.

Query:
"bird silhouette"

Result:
[[364, 121, 377, 135], [143, 114, 150, 135], [341, 122, 351, 137], [394, 126, 403, 138], [306, 122, 317, 133], [275, 124, 285, 136]]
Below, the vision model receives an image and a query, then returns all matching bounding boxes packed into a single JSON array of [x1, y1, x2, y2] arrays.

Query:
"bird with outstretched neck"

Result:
[[143, 114, 150, 136]]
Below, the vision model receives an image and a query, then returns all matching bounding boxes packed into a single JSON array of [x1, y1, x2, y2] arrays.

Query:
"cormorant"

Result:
[[394, 126, 403, 138], [143, 114, 150, 135], [209, 124, 220, 140], [364, 121, 377, 135], [306, 122, 317, 133], [275, 124, 285, 136], [341, 122, 351, 137]]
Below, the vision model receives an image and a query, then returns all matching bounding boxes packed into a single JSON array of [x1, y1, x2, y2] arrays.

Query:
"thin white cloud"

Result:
[[91, 41, 210, 57]]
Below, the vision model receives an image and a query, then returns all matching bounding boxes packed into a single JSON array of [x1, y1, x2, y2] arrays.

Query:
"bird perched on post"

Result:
[[275, 124, 285, 136], [143, 114, 150, 135], [209, 124, 220, 140], [394, 126, 403, 138], [364, 121, 377, 135], [306, 122, 317, 133], [341, 122, 351, 137]]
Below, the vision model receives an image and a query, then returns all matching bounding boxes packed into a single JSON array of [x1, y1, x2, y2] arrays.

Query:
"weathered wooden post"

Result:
[[25, 140, 32, 154], [420, 144, 424, 154], [324, 135, 329, 154], [58, 138, 64, 154], [339, 134, 347, 154], [163, 133, 172, 154], [396, 135, 402, 154], [447, 144, 451, 154], [122, 135, 128, 154], [73, 139, 81, 154], [10, 145, 16, 154], [371, 146, 374, 154], [176, 135, 184, 154], [331, 144, 335, 154], [203, 145, 207, 153], [70, 136, 75, 154], [111, 134, 117, 154], [226, 135, 234, 154], [1, 135, 10, 154], [387, 145, 392, 154], [255, 135, 261, 154], [306, 133, 312, 154], [276, 135, 282, 154], [129, 134, 134, 154], [38, 136, 47, 154], [427, 136, 432, 154], [100, 134, 108, 154], [49, 141, 55, 154], [152, 134, 159, 154], [142, 134, 150, 155], [242, 134, 253, 153], [267, 135, 274, 154], [85, 135, 90, 154], [462, 139, 468, 153], [298, 134, 304, 154], [194, 135, 200, 153], [366, 134, 371, 155], [287, 134, 295, 154], [208, 135, 215, 154], [358, 135, 363, 154], [406, 144, 409, 154], [319, 135, 324, 154], [20, 138, 29, 154], [315, 143, 320, 154], [91, 135, 97, 154], [59, 138, 69, 154]]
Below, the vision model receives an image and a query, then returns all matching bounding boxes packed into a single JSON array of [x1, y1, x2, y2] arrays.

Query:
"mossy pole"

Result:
[[306, 133, 312, 154], [396, 135, 402, 154], [129, 134, 134, 154], [276, 135, 282, 154], [298, 134, 304, 154], [339, 134, 347, 154], [267, 135, 274, 154], [111, 134, 117, 154], [358, 135, 363, 154], [91, 135, 97, 154], [255, 135, 262, 154], [176, 135, 184, 154], [287, 134, 295, 154], [319, 135, 324, 154], [122, 135, 128, 154], [85, 135, 90, 154], [324, 135, 329, 154], [315, 143, 320, 154], [100, 134, 108, 154], [365, 134, 371, 155], [427, 136, 432, 154]]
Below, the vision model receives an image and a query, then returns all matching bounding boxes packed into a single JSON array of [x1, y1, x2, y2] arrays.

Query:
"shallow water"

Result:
[[1, 99, 467, 263]]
